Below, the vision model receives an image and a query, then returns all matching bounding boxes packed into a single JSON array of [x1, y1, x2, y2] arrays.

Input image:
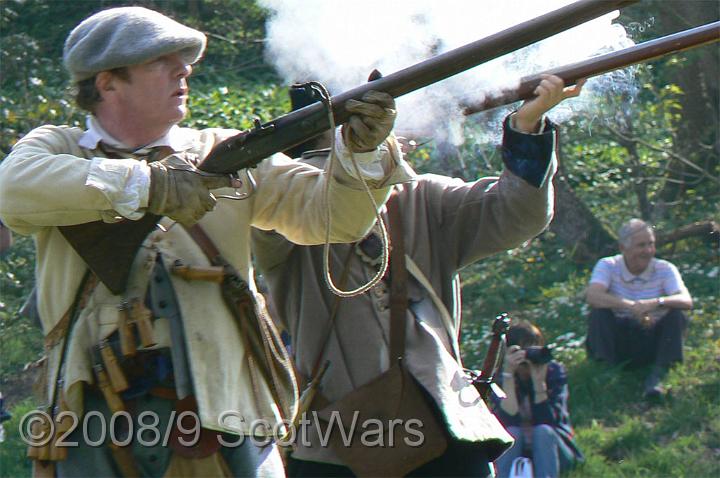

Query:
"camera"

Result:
[[524, 346, 552, 364]]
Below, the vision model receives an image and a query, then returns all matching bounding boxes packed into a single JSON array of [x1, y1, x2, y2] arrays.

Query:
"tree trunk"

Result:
[[549, 169, 616, 264], [656, 220, 720, 248], [187, 0, 201, 18], [648, 1, 719, 203]]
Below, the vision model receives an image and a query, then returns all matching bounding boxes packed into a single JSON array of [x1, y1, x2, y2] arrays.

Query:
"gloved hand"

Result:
[[147, 154, 234, 225], [343, 90, 396, 152]]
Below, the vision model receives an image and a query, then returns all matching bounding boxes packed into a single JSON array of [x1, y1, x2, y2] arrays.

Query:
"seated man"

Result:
[[585, 218, 693, 398]]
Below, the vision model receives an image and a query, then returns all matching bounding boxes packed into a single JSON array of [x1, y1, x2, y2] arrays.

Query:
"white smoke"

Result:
[[260, 0, 636, 144]]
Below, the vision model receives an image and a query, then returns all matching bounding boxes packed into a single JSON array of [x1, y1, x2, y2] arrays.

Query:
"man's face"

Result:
[[620, 227, 656, 274], [112, 52, 192, 129]]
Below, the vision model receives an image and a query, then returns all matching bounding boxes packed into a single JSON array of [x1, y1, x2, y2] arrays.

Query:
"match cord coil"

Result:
[[307, 82, 390, 298]]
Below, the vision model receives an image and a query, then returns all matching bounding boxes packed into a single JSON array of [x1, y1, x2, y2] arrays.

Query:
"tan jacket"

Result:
[[252, 122, 558, 463], [0, 124, 410, 434]]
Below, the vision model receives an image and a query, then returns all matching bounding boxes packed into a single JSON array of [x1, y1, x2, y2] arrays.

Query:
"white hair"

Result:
[[618, 218, 653, 248]]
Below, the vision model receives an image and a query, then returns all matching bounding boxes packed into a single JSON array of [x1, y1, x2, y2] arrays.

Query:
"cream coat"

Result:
[[0, 124, 410, 434]]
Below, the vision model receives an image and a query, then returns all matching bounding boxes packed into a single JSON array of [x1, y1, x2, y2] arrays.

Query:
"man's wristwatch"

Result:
[[657, 297, 665, 307]]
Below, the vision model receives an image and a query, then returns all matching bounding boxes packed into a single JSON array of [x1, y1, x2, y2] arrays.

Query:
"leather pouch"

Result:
[[317, 361, 448, 477]]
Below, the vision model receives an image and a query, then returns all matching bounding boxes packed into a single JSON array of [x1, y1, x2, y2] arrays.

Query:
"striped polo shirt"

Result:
[[589, 255, 688, 318]]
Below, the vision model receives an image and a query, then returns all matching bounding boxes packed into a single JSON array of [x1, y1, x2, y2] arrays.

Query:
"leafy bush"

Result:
[[0, 399, 38, 477]]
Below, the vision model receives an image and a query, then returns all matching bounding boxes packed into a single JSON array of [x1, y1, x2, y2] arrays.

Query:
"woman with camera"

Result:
[[492, 321, 584, 478]]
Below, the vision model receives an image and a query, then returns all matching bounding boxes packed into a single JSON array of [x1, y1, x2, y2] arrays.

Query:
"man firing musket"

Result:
[[0, 6, 409, 476], [252, 67, 585, 475]]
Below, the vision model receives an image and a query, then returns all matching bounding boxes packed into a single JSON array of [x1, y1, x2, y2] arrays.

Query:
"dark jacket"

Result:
[[494, 360, 584, 463]]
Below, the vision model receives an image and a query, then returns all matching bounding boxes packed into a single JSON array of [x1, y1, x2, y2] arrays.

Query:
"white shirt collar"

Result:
[[619, 255, 657, 283], [78, 116, 194, 154]]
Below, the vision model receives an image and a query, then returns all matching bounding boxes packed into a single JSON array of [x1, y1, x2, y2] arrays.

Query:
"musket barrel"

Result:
[[200, 0, 638, 173], [463, 21, 720, 115], [331, 0, 639, 116]]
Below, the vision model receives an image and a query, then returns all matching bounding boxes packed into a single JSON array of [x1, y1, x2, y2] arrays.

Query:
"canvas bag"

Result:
[[316, 195, 448, 477], [316, 360, 448, 477]]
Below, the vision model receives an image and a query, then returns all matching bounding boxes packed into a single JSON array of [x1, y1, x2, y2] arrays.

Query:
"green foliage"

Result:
[[0, 399, 38, 477], [561, 65, 719, 229], [0, 0, 283, 156], [189, 0, 274, 81], [188, 81, 289, 130], [453, 68, 719, 475], [0, 236, 41, 380]]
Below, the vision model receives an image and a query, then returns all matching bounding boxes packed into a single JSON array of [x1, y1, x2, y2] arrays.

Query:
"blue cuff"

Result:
[[501, 114, 556, 188]]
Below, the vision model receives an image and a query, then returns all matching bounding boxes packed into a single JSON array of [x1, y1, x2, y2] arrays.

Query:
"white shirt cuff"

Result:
[[85, 158, 151, 220], [509, 112, 548, 135], [333, 128, 386, 181]]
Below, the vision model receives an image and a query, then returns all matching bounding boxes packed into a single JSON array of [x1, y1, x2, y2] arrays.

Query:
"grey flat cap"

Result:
[[64, 6, 206, 82]]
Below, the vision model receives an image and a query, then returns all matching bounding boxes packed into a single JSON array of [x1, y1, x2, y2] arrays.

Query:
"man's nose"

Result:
[[170, 54, 192, 78], [176, 62, 192, 78]]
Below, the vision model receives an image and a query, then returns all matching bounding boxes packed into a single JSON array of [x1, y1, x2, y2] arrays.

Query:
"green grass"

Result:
[[2, 271, 718, 477], [562, 324, 720, 478]]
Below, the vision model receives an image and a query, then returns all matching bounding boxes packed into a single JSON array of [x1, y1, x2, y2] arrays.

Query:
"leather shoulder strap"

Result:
[[184, 224, 223, 264], [44, 270, 97, 418], [183, 223, 298, 421]]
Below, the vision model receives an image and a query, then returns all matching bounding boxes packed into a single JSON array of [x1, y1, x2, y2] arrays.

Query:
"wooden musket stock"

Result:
[[60, 0, 638, 294], [472, 313, 511, 401], [463, 21, 720, 115]]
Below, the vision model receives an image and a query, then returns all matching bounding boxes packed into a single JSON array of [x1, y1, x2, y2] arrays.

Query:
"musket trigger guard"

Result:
[[215, 171, 256, 201], [162, 165, 254, 201]]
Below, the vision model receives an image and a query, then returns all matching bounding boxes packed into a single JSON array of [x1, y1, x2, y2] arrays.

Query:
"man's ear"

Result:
[[95, 71, 115, 95]]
